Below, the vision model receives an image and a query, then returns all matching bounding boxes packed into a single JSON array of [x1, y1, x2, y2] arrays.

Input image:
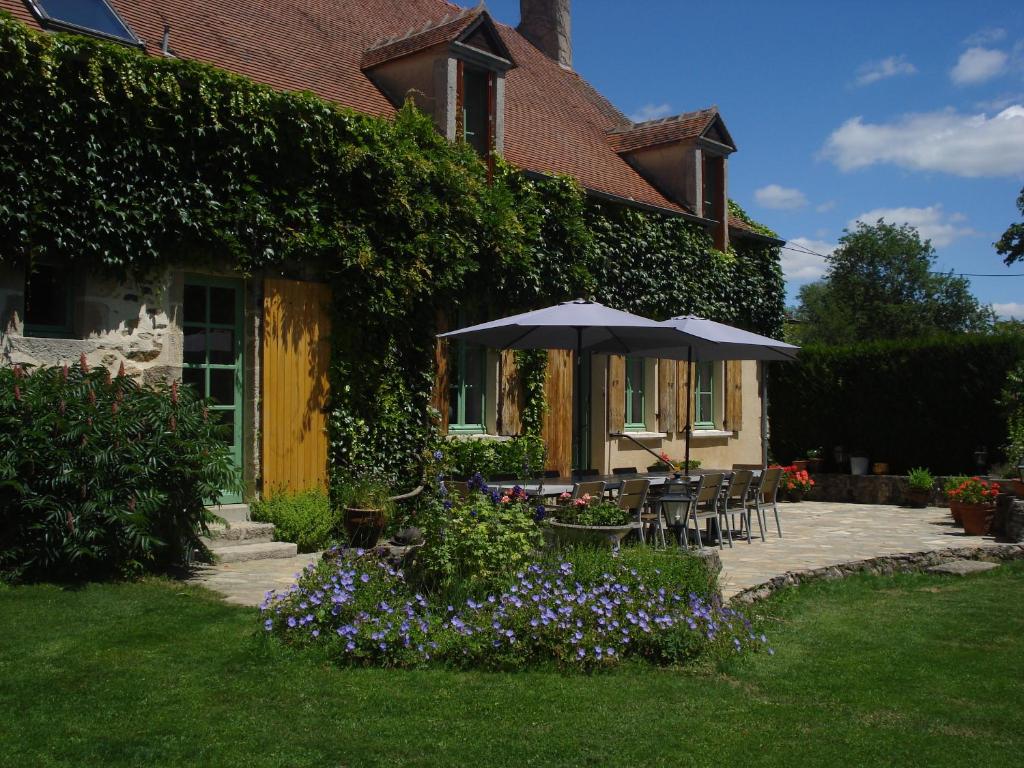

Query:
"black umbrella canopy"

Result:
[[437, 299, 683, 354]]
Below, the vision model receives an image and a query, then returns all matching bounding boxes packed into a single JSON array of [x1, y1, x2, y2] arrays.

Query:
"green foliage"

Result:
[[250, 488, 338, 553], [792, 220, 993, 345], [769, 334, 1024, 474], [549, 544, 717, 597], [0, 361, 239, 582], [1002, 361, 1024, 466], [414, 488, 543, 591], [996, 186, 1024, 266], [0, 15, 785, 490], [551, 498, 632, 526], [515, 349, 548, 436], [906, 467, 935, 492], [441, 435, 546, 479]]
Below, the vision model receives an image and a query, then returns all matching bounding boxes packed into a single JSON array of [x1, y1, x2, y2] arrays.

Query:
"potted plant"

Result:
[[943, 475, 969, 524], [806, 447, 824, 474], [781, 465, 814, 502], [548, 492, 639, 547], [646, 452, 700, 473], [791, 457, 809, 473], [945, 476, 1000, 535], [337, 478, 395, 548], [904, 467, 933, 508], [849, 451, 869, 476]]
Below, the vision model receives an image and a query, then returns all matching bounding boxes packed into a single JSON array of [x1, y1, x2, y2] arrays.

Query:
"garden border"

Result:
[[730, 543, 1024, 604]]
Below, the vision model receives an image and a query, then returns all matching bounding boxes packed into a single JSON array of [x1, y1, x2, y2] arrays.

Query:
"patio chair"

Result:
[[617, 478, 652, 544], [654, 477, 697, 549], [572, 480, 606, 500], [746, 467, 783, 539], [722, 469, 754, 543], [686, 472, 730, 549]]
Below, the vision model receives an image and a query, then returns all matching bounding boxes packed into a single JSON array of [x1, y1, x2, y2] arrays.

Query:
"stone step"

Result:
[[209, 541, 298, 564], [202, 521, 276, 547], [206, 503, 251, 523]]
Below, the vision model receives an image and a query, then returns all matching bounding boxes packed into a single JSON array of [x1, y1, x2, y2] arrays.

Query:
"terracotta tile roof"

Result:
[[607, 108, 730, 154], [361, 6, 484, 70], [1, 0, 763, 232]]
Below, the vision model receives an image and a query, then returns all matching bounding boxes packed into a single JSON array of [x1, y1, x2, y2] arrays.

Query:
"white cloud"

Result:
[[816, 200, 836, 213], [629, 103, 673, 123], [964, 28, 1007, 46], [754, 184, 807, 210], [782, 238, 835, 284], [821, 105, 1024, 177], [951, 47, 1009, 85], [994, 302, 1024, 320], [854, 55, 917, 86], [848, 205, 974, 247], [974, 93, 1024, 111]]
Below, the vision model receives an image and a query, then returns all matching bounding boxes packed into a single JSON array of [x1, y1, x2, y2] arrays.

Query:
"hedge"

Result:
[[768, 334, 1024, 474]]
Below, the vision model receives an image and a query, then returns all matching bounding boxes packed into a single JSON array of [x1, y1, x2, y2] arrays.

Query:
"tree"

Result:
[[996, 186, 1024, 265], [792, 220, 993, 345]]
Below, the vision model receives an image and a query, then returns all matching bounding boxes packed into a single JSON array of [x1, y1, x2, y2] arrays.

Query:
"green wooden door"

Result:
[[182, 276, 244, 504]]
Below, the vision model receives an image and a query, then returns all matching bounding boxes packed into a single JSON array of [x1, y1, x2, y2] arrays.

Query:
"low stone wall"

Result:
[[806, 473, 914, 505], [731, 543, 1024, 604]]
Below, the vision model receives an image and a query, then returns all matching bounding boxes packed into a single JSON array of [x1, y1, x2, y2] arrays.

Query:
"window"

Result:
[[24, 263, 73, 338], [694, 361, 715, 428], [461, 66, 491, 159], [448, 341, 486, 433], [624, 356, 645, 430], [27, 0, 141, 45]]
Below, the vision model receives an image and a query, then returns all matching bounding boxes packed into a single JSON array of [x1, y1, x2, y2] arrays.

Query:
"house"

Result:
[[0, 0, 784, 496]]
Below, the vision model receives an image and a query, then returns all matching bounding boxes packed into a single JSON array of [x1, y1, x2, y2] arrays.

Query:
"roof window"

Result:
[[26, 0, 141, 46]]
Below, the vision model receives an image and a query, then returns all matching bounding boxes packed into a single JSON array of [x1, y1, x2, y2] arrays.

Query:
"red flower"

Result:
[[79, 353, 89, 373]]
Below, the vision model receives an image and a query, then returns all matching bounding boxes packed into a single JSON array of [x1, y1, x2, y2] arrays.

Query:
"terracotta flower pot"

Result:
[[786, 488, 805, 503], [872, 462, 889, 475], [959, 502, 994, 536], [343, 507, 386, 549], [949, 499, 963, 525], [792, 460, 808, 472], [905, 488, 930, 508]]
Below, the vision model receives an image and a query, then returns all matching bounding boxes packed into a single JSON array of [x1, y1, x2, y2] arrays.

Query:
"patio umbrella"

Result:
[[632, 315, 799, 470], [438, 299, 683, 471]]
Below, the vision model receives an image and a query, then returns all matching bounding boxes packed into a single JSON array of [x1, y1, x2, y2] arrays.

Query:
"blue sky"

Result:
[[482, 0, 1024, 317]]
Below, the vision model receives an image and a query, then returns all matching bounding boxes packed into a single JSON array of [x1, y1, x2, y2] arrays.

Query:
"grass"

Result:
[[1, 563, 1023, 767]]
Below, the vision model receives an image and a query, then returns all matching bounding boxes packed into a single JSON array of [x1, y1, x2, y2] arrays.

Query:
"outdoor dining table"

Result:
[[491, 469, 760, 499]]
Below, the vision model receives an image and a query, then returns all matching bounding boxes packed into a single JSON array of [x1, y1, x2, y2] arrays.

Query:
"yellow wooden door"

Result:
[[262, 278, 331, 495]]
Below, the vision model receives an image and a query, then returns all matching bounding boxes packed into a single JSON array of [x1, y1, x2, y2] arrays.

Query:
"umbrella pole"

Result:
[[761, 362, 769, 470], [574, 327, 583, 475], [684, 347, 692, 470]]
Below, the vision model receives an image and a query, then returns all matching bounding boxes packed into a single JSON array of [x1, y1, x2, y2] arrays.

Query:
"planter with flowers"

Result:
[[646, 452, 701, 474], [945, 477, 1000, 535], [904, 467, 934, 508], [781, 465, 815, 502], [548, 492, 639, 548]]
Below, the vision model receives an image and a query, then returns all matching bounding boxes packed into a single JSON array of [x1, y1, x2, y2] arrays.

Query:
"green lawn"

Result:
[[2, 564, 1023, 767]]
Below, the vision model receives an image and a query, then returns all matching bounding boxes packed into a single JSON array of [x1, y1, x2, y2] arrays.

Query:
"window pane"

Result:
[[183, 284, 206, 324], [208, 329, 235, 365], [209, 286, 236, 325], [36, 0, 137, 42], [462, 345, 484, 425], [209, 368, 236, 406], [463, 68, 490, 158], [626, 357, 644, 425], [181, 367, 204, 395], [183, 327, 206, 365], [211, 408, 234, 445], [24, 264, 70, 331]]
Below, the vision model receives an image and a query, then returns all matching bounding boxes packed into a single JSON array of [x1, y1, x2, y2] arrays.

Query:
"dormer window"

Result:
[[460, 66, 492, 159], [25, 0, 142, 46]]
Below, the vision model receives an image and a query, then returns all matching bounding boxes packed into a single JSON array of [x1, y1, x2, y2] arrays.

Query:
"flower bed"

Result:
[[261, 549, 769, 671]]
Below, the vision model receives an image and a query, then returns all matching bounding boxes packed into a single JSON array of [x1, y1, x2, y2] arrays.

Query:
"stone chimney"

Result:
[[518, 0, 572, 68]]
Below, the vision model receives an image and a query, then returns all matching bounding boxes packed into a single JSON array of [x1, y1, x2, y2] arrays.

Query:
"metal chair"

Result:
[[722, 469, 754, 543], [617, 478, 652, 544], [572, 480, 606, 500], [746, 467, 783, 539], [686, 472, 730, 549], [655, 477, 697, 549]]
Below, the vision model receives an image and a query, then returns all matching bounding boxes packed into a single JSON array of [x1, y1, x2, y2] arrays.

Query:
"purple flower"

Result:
[[264, 619, 273, 631]]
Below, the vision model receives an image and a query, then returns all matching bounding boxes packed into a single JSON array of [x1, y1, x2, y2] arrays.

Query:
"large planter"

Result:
[[786, 488, 806, 503], [959, 503, 994, 536], [547, 520, 641, 548], [850, 456, 869, 475], [872, 462, 890, 475], [949, 499, 963, 525], [343, 507, 386, 549], [791, 459, 808, 473], [905, 488, 930, 508], [1003, 479, 1024, 497]]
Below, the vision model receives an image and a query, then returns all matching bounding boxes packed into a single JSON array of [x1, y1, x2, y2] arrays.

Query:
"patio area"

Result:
[[187, 501, 1009, 607]]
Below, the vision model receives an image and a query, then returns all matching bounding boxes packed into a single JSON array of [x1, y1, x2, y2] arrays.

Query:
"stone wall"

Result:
[[0, 262, 182, 384], [806, 473, 915, 505]]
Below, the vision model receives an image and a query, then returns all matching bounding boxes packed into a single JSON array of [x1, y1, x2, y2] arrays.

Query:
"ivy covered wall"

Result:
[[0, 14, 784, 485]]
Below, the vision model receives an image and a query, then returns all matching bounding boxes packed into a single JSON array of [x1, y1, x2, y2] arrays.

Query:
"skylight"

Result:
[[28, 0, 141, 45]]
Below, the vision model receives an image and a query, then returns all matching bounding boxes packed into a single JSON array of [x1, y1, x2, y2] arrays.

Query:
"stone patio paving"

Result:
[[186, 502, 1005, 607]]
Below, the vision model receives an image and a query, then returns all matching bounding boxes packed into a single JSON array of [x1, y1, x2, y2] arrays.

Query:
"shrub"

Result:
[[550, 545, 718, 599], [1003, 361, 1024, 467], [945, 477, 1000, 505], [261, 549, 766, 671], [413, 476, 544, 590], [906, 467, 934, 491], [442, 436, 546, 479], [0, 360, 239, 582], [550, 494, 632, 526], [250, 488, 339, 553]]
